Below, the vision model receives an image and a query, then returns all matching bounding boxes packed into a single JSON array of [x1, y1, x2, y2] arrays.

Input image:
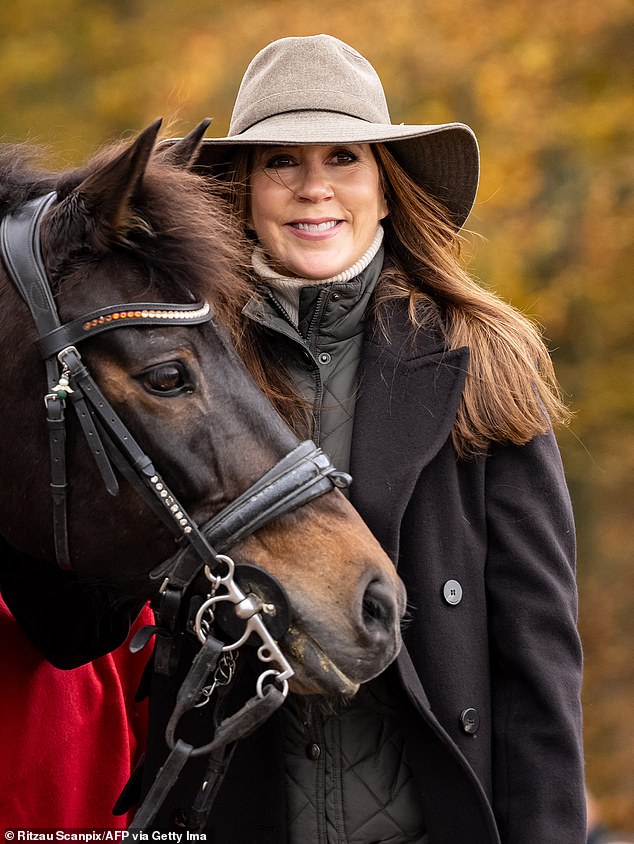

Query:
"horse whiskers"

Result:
[[287, 693, 355, 728]]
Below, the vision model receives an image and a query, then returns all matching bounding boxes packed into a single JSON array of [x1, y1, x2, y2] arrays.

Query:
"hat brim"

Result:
[[166, 111, 479, 229]]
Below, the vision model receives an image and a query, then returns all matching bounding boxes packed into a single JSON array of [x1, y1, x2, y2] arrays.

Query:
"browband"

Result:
[[37, 301, 212, 359]]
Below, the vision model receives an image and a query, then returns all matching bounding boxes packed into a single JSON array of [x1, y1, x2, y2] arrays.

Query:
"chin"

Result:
[[292, 264, 346, 280], [285, 251, 351, 280]]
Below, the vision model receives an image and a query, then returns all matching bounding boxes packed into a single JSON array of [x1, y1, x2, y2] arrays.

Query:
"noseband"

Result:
[[0, 192, 352, 829]]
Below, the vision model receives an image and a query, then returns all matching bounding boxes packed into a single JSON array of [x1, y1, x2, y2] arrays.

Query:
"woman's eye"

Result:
[[264, 154, 296, 169], [331, 149, 358, 165], [140, 362, 193, 395]]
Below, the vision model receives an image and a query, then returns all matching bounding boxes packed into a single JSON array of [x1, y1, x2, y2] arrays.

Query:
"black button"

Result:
[[443, 579, 463, 605], [460, 708, 480, 735], [306, 743, 321, 760]]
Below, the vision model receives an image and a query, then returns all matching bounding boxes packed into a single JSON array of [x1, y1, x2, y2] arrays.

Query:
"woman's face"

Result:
[[248, 144, 388, 279]]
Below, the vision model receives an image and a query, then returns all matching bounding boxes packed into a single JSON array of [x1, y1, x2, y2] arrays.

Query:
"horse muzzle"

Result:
[[281, 567, 406, 696]]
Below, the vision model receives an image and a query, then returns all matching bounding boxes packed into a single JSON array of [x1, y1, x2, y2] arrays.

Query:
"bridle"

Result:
[[0, 192, 352, 829]]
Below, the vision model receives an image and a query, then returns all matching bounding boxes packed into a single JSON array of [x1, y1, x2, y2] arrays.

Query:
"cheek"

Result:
[[350, 174, 387, 224]]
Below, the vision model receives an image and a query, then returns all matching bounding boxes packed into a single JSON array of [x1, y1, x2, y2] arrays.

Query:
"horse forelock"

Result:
[[128, 160, 253, 334]]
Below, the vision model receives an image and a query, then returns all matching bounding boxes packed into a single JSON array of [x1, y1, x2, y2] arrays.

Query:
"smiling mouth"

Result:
[[290, 220, 341, 232]]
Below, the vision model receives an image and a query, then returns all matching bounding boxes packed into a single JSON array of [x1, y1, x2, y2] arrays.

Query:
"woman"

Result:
[[161, 33, 585, 844]]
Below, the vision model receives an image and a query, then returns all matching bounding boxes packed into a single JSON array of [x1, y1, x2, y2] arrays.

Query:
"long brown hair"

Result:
[[221, 143, 570, 457], [372, 144, 570, 455]]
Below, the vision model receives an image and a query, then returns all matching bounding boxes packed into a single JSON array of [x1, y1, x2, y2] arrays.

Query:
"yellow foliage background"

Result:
[[1, 0, 633, 831]]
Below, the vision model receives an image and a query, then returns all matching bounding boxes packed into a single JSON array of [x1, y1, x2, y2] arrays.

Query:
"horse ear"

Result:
[[158, 119, 212, 169], [56, 119, 163, 248]]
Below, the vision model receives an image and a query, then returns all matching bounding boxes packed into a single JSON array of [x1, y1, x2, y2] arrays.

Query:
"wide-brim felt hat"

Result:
[[180, 34, 480, 229]]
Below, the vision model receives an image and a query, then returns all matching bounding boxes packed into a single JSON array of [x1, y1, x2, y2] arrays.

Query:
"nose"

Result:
[[358, 572, 404, 648], [295, 164, 333, 203]]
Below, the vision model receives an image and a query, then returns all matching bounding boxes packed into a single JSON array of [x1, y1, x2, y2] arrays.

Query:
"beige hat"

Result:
[[187, 34, 479, 228]]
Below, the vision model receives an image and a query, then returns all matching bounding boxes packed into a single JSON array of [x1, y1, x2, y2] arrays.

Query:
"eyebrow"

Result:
[[257, 143, 369, 161]]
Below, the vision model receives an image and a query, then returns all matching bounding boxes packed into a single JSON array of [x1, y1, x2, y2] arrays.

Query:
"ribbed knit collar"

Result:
[[251, 226, 384, 326]]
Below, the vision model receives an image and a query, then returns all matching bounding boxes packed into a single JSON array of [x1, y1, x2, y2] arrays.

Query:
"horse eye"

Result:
[[141, 361, 193, 396]]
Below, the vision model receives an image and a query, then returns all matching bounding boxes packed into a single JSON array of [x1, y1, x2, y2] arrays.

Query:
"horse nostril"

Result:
[[361, 578, 395, 635]]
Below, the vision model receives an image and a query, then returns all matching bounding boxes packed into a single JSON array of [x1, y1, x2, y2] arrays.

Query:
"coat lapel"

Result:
[[349, 302, 468, 562]]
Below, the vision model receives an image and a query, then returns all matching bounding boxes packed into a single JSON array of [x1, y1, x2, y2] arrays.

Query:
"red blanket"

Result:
[[0, 597, 151, 829]]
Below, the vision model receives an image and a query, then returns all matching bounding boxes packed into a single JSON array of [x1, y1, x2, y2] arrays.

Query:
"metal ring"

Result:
[[193, 593, 233, 644], [203, 553, 235, 588], [256, 669, 289, 700]]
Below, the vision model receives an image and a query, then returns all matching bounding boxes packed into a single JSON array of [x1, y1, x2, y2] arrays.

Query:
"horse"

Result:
[[0, 119, 406, 704]]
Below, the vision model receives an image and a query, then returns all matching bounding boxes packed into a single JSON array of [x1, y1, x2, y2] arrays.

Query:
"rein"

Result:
[[0, 192, 351, 829]]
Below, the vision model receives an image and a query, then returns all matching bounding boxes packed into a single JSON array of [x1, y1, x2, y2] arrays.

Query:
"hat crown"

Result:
[[229, 34, 392, 136]]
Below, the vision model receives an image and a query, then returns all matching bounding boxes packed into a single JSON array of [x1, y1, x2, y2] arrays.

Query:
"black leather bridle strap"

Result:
[[130, 634, 284, 833], [128, 738, 194, 832], [58, 345, 221, 555], [150, 440, 351, 587], [0, 193, 59, 334], [147, 438, 350, 676], [46, 394, 71, 567], [1, 193, 72, 566], [203, 440, 350, 551], [186, 686, 284, 832], [68, 387, 120, 495]]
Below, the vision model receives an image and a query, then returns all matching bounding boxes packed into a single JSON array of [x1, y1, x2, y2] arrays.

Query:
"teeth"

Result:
[[294, 221, 338, 232]]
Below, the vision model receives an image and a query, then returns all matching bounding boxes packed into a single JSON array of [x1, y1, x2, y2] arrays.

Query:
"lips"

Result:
[[286, 218, 345, 241]]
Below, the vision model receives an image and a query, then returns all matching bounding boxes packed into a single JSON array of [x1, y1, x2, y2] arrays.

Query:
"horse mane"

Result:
[[0, 140, 253, 342], [0, 144, 60, 214]]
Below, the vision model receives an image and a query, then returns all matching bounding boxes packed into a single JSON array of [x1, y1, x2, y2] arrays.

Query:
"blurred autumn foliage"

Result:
[[1, 0, 632, 830]]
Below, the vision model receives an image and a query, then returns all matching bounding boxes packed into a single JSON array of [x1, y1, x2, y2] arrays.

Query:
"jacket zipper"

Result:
[[304, 290, 330, 444]]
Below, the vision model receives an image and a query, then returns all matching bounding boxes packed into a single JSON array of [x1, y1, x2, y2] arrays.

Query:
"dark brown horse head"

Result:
[[0, 121, 406, 696]]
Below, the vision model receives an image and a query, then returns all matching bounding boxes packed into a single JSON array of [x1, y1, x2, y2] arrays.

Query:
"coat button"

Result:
[[318, 352, 332, 365], [306, 743, 321, 760], [442, 579, 463, 605], [460, 708, 480, 735]]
